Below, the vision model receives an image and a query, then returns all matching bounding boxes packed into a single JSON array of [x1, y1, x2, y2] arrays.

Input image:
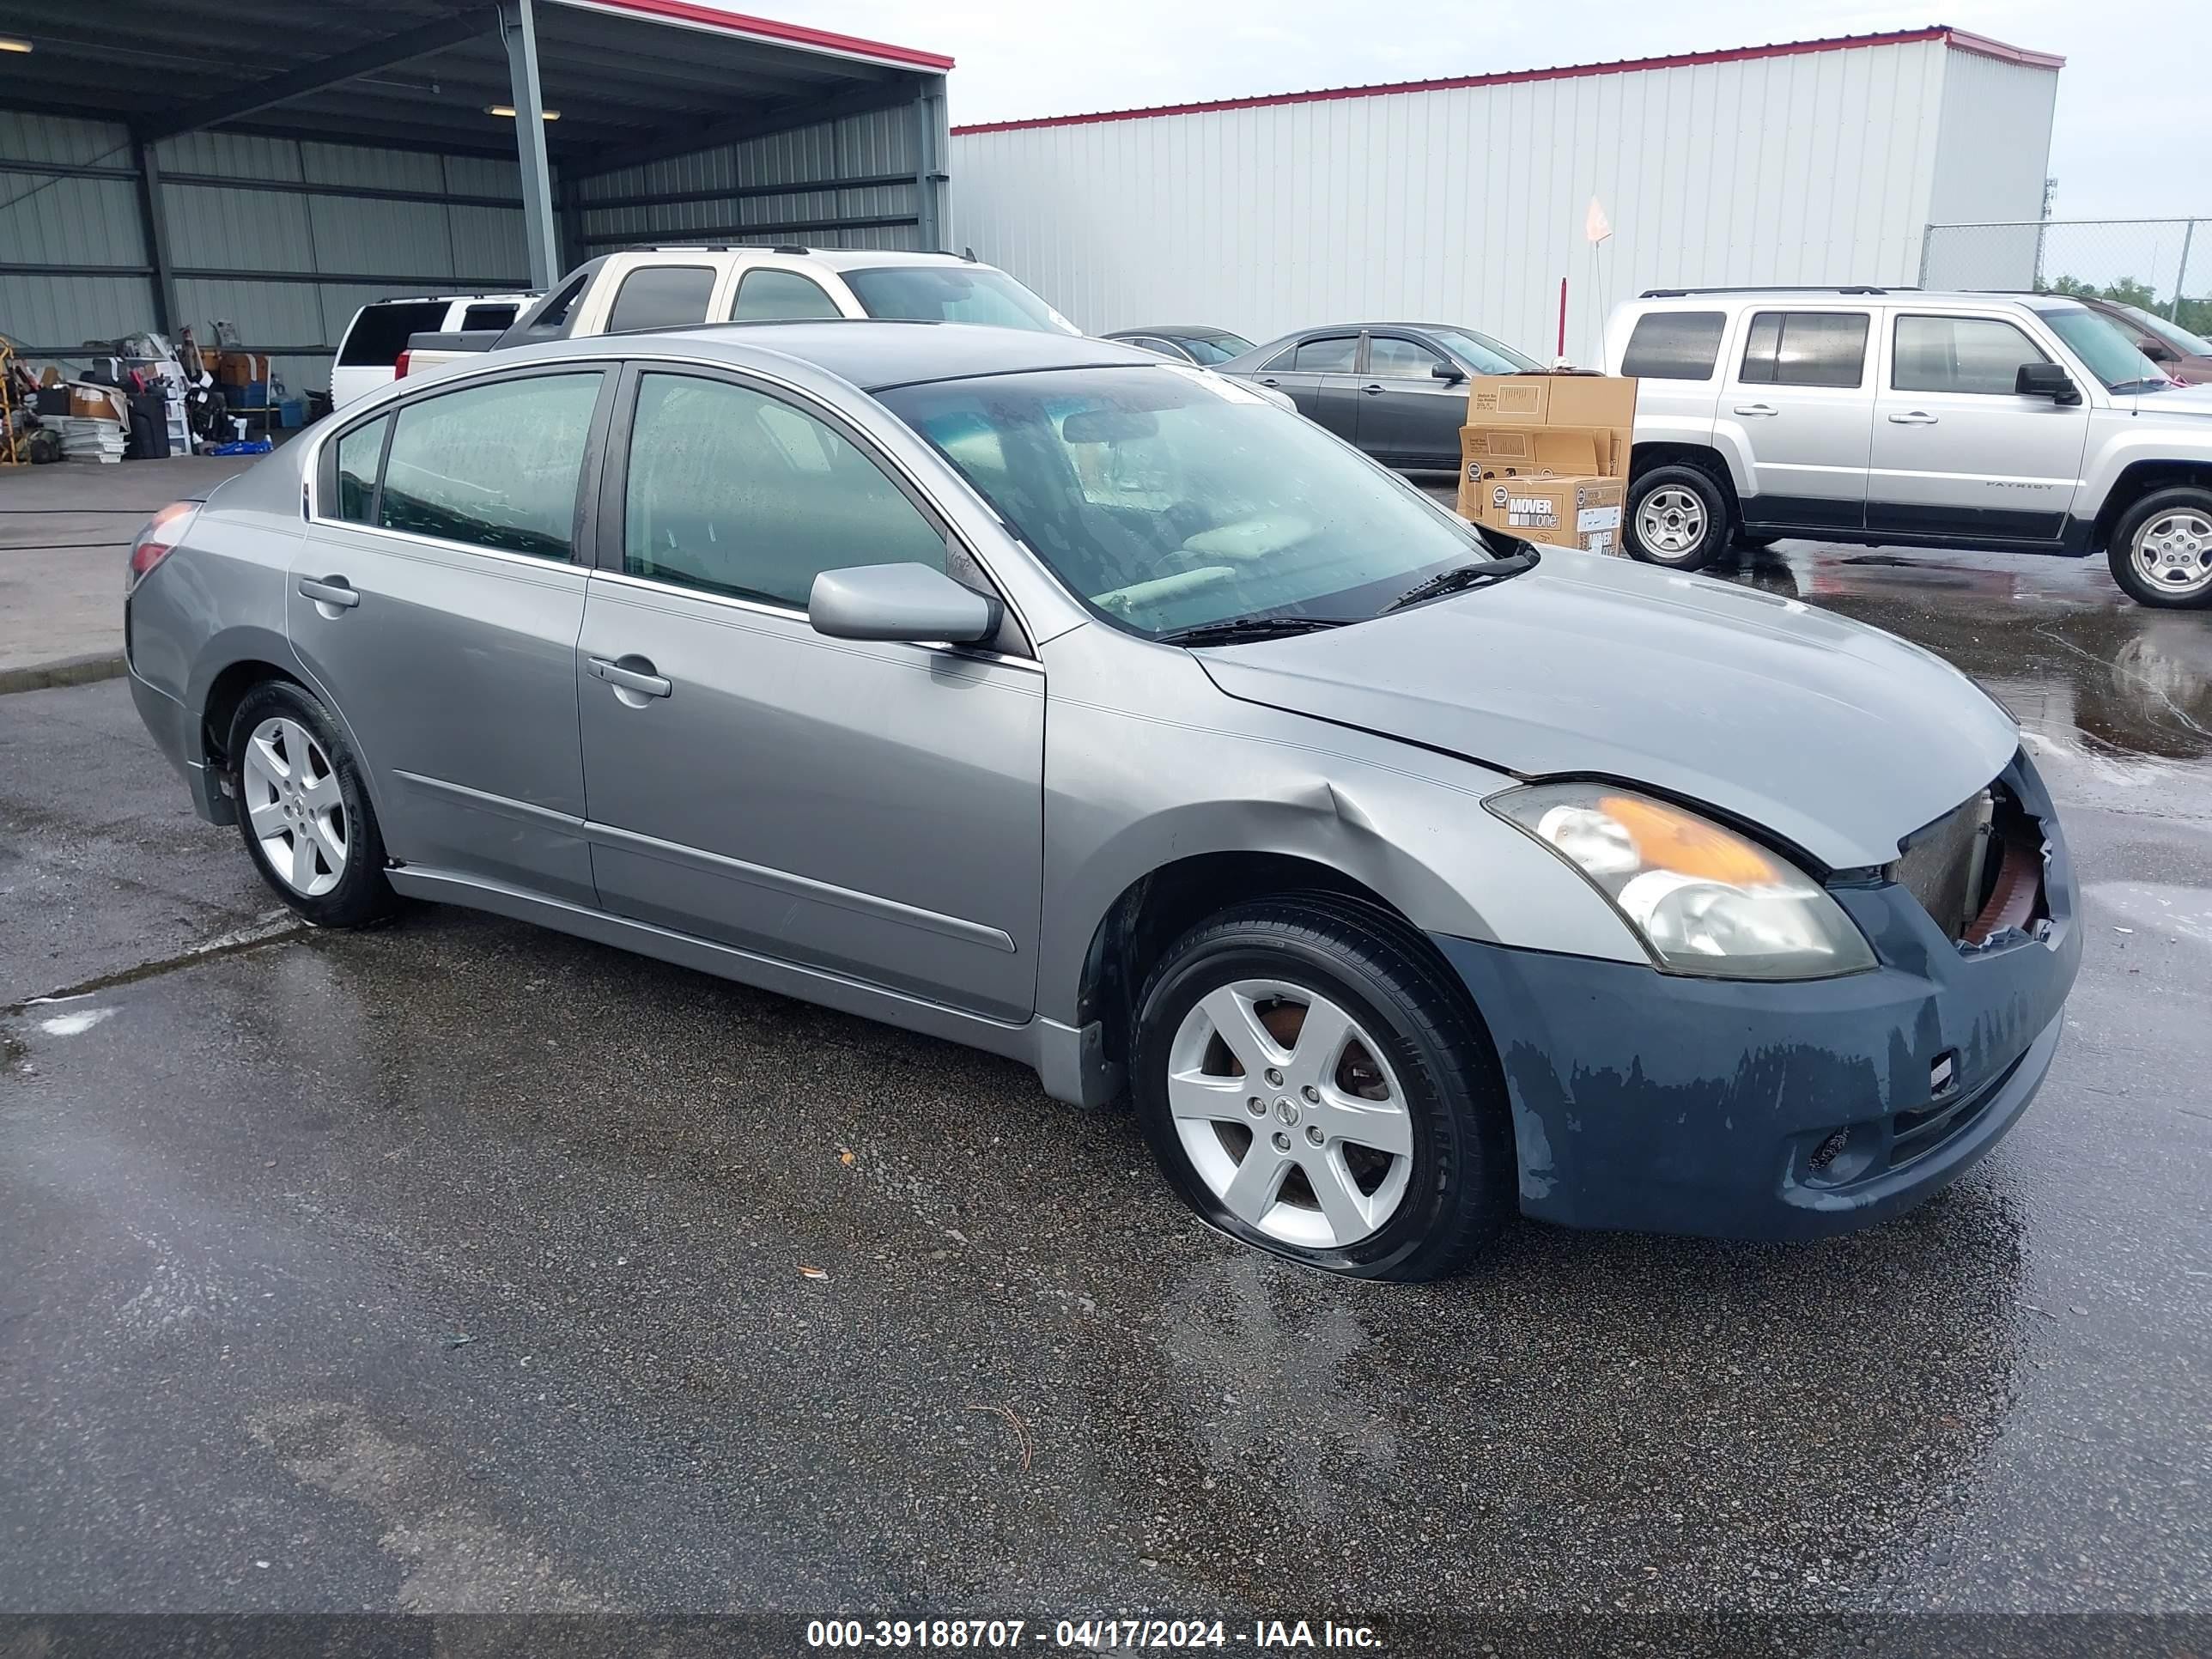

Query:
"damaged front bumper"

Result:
[[1434, 752, 2081, 1241]]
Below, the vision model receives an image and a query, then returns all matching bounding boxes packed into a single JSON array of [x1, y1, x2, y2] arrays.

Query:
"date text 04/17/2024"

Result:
[[804, 1618, 1384, 1649]]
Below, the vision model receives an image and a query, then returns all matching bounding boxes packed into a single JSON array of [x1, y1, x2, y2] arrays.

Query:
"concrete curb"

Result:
[[0, 653, 129, 695]]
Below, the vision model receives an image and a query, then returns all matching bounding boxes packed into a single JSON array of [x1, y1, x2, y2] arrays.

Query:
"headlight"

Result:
[[1489, 783, 1876, 980]]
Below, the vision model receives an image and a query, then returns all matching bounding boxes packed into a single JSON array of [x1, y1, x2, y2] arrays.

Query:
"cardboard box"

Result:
[[1465, 374, 1638, 480], [1460, 473, 1626, 555], [1460, 423, 1614, 481], [217, 351, 270, 386], [66, 383, 126, 422]]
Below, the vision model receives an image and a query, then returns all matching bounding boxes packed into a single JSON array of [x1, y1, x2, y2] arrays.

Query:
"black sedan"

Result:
[[1217, 323, 1542, 470], [1101, 325, 1255, 365]]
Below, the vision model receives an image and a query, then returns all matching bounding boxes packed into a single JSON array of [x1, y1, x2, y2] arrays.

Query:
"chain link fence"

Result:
[[1920, 218, 2209, 334]]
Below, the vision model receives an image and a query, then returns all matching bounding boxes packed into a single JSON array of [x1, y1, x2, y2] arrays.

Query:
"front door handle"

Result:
[[1360, 382, 1388, 395], [297, 576, 358, 609], [1888, 410, 1940, 425], [588, 655, 672, 701], [1733, 403, 1779, 416]]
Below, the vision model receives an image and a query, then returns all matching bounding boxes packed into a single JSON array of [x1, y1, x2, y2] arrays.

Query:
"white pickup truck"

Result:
[[398, 245, 1081, 382], [331, 291, 535, 408]]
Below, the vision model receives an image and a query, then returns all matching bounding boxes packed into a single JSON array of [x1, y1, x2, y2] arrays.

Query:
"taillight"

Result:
[[128, 501, 199, 589], [393, 349, 412, 380]]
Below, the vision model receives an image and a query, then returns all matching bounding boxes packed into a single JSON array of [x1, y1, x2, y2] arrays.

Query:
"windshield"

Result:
[[843, 265, 1079, 334], [883, 366, 1509, 639], [1176, 332, 1253, 364], [2117, 301, 2212, 359], [2041, 305, 2169, 391], [1425, 325, 1544, 374]]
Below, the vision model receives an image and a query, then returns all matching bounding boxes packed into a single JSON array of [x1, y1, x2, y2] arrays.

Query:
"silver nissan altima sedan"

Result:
[[125, 323, 2080, 1279]]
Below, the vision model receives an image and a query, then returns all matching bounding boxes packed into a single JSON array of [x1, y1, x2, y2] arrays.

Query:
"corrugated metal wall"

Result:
[[1923, 48, 2062, 288], [574, 100, 941, 255], [951, 39, 2055, 364]]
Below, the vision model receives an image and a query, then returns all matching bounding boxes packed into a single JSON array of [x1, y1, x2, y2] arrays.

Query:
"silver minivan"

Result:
[[125, 323, 2081, 1279]]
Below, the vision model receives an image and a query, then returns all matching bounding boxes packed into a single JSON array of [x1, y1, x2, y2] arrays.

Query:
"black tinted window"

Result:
[[730, 269, 842, 321], [1366, 336, 1447, 378], [1893, 315, 2051, 395], [1291, 336, 1357, 372], [623, 373, 945, 609], [379, 373, 602, 558], [1739, 311, 1869, 387], [459, 303, 520, 331], [337, 301, 447, 367], [605, 265, 715, 333], [332, 416, 387, 523], [1621, 311, 1727, 380]]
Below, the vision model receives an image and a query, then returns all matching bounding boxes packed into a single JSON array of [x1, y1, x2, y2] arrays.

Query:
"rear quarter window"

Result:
[[605, 265, 717, 333], [1621, 311, 1728, 380]]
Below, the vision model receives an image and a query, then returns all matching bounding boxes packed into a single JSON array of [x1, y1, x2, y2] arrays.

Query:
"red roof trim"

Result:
[[950, 25, 2058, 137], [571, 0, 954, 72]]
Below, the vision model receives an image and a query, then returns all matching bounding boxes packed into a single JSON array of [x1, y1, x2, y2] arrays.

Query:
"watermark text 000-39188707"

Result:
[[805, 1618, 1383, 1650]]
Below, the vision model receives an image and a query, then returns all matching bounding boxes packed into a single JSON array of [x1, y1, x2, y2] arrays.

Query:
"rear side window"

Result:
[[605, 265, 716, 333], [337, 301, 447, 368], [1621, 311, 1727, 380], [1291, 336, 1357, 372], [1739, 311, 1869, 387], [332, 416, 388, 523], [622, 372, 945, 609], [378, 373, 603, 559], [1893, 315, 2051, 396], [458, 302, 520, 332], [730, 269, 842, 321]]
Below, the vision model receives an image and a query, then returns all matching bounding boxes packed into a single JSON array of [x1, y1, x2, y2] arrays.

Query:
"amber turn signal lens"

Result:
[[1597, 793, 1781, 885]]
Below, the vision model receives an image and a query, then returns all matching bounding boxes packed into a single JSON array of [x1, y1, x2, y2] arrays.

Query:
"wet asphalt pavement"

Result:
[[3, 539, 2209, 1640]]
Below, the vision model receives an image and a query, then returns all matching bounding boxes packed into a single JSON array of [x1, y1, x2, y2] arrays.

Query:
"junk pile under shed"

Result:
[[0, 327, 281, 467]]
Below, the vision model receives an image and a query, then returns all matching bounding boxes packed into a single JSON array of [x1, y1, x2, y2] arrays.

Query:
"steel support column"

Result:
[[131, 137, 178, 334], [500, 0, 561, 289], [911, 75, 945, 252]]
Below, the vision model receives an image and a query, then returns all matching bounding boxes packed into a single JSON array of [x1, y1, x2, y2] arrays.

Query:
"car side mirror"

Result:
[[809, 562, 1003, 646], [1431, 362, 1467, 384], [2016, 362, 2081, 404]]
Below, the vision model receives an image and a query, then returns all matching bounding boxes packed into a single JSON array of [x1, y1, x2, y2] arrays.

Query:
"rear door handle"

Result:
[[297, 576, 359, 608], [588, 655, 672, 700], [1888, 411, 1940, 425], [1733, 403, 1778, 416], [1256, 377, 1281, 388]]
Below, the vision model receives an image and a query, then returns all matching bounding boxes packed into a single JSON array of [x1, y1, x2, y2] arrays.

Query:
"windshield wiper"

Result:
[[1157, 615, 1356, 647], [1383, 550, 1538, 613], [2108, 377, 2176, 395]]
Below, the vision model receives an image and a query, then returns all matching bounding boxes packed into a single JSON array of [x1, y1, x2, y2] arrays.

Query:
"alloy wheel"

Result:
[[240, 716, 348, 897], [2131, 509, 2212, 597], [1166, 979, 1415, 1249], [1638, 486, 1707, 557]]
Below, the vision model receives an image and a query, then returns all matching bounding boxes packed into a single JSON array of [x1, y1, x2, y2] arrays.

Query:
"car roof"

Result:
[[1108, 325, 1243, 339], [1622, 288, 2091, 312], [608, 246, 984, 275]]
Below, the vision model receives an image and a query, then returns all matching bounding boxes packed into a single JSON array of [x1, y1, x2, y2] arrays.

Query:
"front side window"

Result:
[[623, 373, 946, 609], [842, 264, 1078, 334], [730, 268, 842, 322], [459, 303, 520, 332], [332, 415, 387, 523], [1291, 336, 1357, 373], [1893, 316, 2051, 396], [1739, 311, 1869, 387], [1621, 311, 1727, 380], [377, 373, 603, 559], [605, 264, 716, 333], [1365, 336, 1449, 379], [884, 366, 1502, 640]]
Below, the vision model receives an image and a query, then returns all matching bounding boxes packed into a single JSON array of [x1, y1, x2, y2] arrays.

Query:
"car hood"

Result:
[[1192, 552, 2019, 871]]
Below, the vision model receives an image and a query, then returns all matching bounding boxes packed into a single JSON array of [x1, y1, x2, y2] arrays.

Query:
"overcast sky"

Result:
[[775, 0, 2203, 222]]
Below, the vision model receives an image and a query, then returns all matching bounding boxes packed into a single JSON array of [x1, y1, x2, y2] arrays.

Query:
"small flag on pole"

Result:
[[1585, 197, 1613, 245]]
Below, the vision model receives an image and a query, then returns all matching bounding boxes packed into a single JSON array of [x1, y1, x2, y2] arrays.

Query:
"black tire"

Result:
[[1626, 463, 1731, 570], [227, 679, 397, 928], [2106, 486, 2212, 609], [1130, 895, 1514, 1281]]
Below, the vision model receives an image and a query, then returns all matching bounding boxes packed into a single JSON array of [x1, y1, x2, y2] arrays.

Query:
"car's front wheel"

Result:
[[1626, 465, 1730, 570], [1131, 896, 1513, 1280], [2108, 487, 2212, 608], [228, 679, 397, 927]]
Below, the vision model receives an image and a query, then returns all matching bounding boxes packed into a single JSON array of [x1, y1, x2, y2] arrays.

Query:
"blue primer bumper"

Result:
[[1435, 758, 2081, 1241]]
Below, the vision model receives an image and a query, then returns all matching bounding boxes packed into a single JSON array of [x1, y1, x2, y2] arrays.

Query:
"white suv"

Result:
[[1603, 287, 2212, 607], [331, 292, 535, 409]]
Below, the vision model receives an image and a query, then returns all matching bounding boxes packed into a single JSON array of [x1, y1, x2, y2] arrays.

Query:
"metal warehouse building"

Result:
[[0, 0, 952, 400], [950, 27, 2063, 362]]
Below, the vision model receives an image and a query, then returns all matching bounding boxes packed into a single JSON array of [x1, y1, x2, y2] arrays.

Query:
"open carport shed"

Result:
[[0, 0, 951, 397]]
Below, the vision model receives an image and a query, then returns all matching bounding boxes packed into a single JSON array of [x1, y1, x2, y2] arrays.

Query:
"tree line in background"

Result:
[[2043, 275, 2212, 341]]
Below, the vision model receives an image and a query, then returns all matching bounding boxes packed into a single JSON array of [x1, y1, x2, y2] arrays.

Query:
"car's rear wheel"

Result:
[[1626, 465, 1730, 570], [1130, 896, 1513, 1280], [2108, 488, 2212, 608], [228, 680, 396, 927]]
